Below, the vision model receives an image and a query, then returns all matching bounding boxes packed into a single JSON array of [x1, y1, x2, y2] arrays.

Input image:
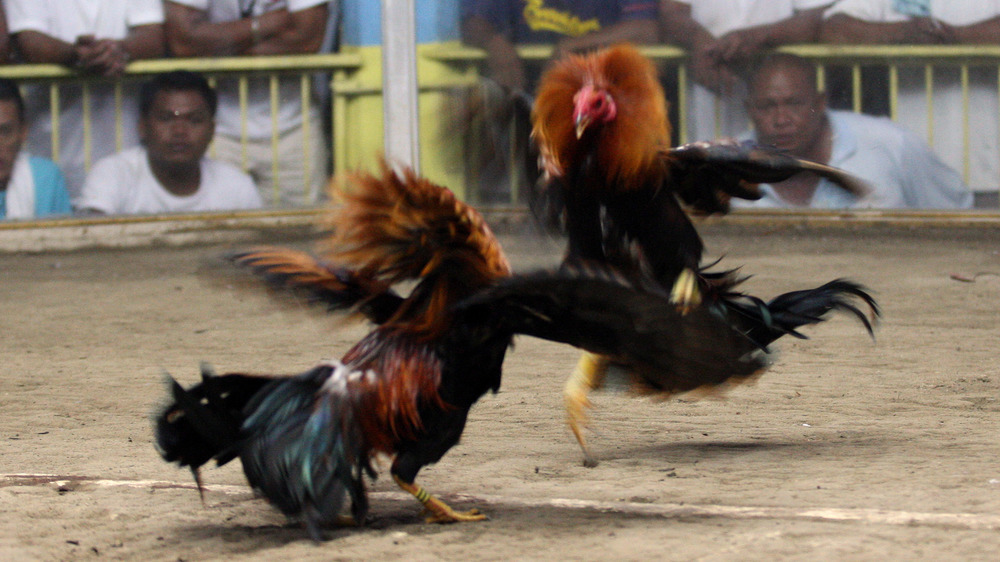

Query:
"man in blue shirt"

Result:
[[461, 0, 658, 92], [0, 78, 71, 219]]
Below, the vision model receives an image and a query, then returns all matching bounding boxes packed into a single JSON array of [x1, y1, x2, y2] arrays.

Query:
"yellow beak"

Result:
[[575, 114, 592, 139]]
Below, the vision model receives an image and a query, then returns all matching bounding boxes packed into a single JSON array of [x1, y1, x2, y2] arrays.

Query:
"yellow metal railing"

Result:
[[429, 43, 1000, 207], [3, 44, 999, 217]]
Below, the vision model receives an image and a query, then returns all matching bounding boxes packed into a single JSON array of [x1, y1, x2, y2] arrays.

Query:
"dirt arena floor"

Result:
[[1, 219, 999, 561]]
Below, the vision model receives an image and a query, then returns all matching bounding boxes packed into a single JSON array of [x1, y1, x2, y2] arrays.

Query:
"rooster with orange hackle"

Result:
[[531, 44, 878, 466]]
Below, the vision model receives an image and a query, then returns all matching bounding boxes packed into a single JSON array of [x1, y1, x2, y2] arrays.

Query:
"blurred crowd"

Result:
[[0, 0, 338, 220], [1, 1, 996, 220], [464, 0, 999, 210]]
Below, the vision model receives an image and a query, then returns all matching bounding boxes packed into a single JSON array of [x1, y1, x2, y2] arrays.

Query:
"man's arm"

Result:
[[554, 18, 658, 56], [461, 13, 527, 92], [0, 5, 10, 63], [165, 1, 293, 57], [659, 1, 734, 93], [246, 4, 328, 55], [951, 15, 1000, 44], [74, 24, 164, 76], [122, 23, 166, 60], [14, 30, 77, 65], [708, 6, 830, 63], [820, 13, 950, 44]]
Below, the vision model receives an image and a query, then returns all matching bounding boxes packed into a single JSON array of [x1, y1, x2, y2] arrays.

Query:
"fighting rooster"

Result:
[[530, 44, 878, 465], [155, 160, 768, 539]]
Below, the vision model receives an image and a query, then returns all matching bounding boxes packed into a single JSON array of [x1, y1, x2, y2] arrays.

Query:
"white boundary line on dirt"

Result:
[[4, 474, 999, 531]]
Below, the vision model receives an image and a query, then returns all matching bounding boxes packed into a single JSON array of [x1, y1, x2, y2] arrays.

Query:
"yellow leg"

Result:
[[392, 474, 487, 523], [669, 268, 702, 315], [564, 352, 610, 467]]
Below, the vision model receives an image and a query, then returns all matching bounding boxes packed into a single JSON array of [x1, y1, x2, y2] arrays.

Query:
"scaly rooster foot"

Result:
[[564, 352, 609, 467], [669, 268, 702, 315], [565, 385, 598, 468], [423, 504, 486, 524], [393, 474, 487, 524], [335, 515, 359, 526]]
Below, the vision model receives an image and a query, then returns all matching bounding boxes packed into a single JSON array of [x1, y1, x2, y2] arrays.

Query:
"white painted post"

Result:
[[381, 0, 421, 173]]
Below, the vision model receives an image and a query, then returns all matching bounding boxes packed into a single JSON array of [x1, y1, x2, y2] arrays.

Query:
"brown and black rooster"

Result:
[[530, 44, 879, 465], [155, 160, 772, 539]]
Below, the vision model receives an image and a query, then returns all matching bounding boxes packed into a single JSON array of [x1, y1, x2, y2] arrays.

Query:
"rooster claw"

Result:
[[424, 506, 487, 524], [565, 352, 608, 467], [669, 268, 701, 315]]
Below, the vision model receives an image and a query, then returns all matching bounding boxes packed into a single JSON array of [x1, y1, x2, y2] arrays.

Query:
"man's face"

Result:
[[0, 100, 27, 187], [140, 90, 214, 167], [746, 65, 826, 156]]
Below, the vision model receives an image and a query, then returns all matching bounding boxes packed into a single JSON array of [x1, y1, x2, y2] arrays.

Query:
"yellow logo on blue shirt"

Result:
[[522, 0, 601, 37]]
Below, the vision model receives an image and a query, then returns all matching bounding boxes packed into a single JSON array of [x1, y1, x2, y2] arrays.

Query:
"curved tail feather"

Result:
[[153, 366, 276, 494], [721, 279, 880, 349], [324, 159, 511, 288], [228, 247, 402, 323]]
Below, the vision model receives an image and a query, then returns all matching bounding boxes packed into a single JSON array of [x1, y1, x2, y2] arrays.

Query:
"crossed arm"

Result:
[[164, 1, 328, 58]]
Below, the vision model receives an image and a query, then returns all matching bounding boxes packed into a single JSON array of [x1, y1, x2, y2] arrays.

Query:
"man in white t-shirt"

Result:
[[4, 0, 165, 201], [164, 0, 332, 207], [736, 53, 971, 209], [77, 71, 262, 216], [821, 0, 1000, 200], [659, 0, 833, 142]]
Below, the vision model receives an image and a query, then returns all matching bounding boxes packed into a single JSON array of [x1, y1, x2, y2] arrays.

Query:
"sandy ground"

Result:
[[1, 221, 999, 561]]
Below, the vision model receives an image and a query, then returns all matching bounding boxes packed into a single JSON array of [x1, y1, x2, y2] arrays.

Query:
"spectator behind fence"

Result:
[[457, 2, 657, 203], [164, 0, 333, 207], [820, 0, 1000, 200], [461, 1, 659, 94], [736, 53, 972, 209], [76, 71, 261, 216], [659, 0, 832, 142], [0, 78, 71, 219], [5, 0, 165, 203]]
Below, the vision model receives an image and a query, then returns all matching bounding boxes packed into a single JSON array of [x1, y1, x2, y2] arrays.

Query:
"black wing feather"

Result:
[[456, 266, 766, 394]]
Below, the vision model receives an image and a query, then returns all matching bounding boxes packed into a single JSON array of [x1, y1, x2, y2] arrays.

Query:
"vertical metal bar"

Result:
[[712, 90, 721, 139], [851, 64, 861, 113], [508, 107, 519, 205], [114, 81, 124, 151], [49, 82, 60, 163], [332, 70, 348, 176], [300, 73, 313, 201], [926, 64, 934, 147], [677, 64, 688, 144], [82, 83, 92, 171], [270, 73, 280, 204], [889, 64, 898, 121], [382, 0, 420, 172], [961, 64, 970, 183], [817, 63, 826, 92], [239, 75, 249, 172], [207, 76, 218, 159]]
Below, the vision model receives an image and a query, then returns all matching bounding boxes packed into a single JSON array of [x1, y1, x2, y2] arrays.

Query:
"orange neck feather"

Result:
[[532, 44, 671, 187]]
